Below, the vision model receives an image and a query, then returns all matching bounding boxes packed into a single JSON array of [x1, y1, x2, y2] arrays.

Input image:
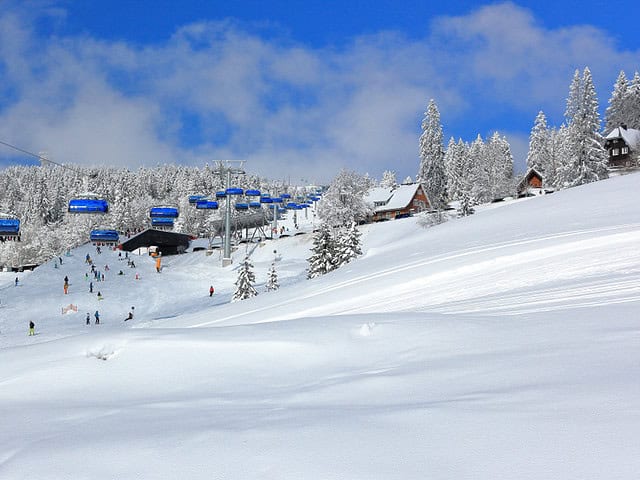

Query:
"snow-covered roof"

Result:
[[367, 183, 422, 212], [364, 187, 394, 205], [517, 167, 543, 189], [605, 126, 640, 149]]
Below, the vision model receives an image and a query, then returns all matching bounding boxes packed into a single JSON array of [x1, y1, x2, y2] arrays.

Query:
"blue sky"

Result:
[[0, 0, 639, 183]]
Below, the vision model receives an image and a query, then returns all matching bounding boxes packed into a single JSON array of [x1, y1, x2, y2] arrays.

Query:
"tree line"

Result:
[[0, 164, 294, 266]]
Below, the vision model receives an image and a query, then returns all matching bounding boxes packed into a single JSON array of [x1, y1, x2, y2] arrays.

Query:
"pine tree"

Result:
[[444, 137, 464, 201], [334, 222, 362, 268], [558, 67, 609, 188], [565, 69, 582, 125], [485, 132, 513, 199], [625, 71, 640, 130], [467, 135, 487, 204], [307, 222, 336, 278], [232, 256, 258, 301], [455, 139, 474, 216], [605, 70, 629, 132], [417, 99, 447, 209], [545, 125, 565, 189], [526, 111, 551, 174], [265, 262, 279, 292], [379, 170, 398, 189]]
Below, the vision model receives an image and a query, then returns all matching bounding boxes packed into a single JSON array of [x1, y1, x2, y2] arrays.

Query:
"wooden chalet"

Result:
[[365, 183, 430, 222], [604, 125, 640, 168], [517, 168, 544, 197]]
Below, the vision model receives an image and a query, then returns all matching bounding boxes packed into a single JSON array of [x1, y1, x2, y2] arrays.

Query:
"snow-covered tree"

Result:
[[232, 256, 258, 301], [402, 176, 413, 185], [379, 170, 398, 189], [605, 70, 629, 132], [526, 111, 552, 174], [334, 222, 362, 268], [485, 132, 514, 199], [444, 137, 464, 201], [316, 169, 373, 227], [417, 99, 447, 209], [265, 263, 279, 292], [307, 222, 336, 278], [557, 67, 608, 188], [625, 71, 640, 130], [467, 134, 486, 204]]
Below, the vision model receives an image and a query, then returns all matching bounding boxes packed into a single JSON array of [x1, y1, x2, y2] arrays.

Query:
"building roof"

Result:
[[517, 167, 543, 189], [605, 126, 640, 149], [120, 229, 193, 254], [366, 183, 423, 213], [364, 187, 394, 205]]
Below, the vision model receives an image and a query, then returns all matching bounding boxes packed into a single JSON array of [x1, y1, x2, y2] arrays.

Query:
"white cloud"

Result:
[[0, 2, 638, 183]]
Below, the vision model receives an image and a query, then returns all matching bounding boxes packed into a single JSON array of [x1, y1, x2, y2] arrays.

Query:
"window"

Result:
[[622, 146, 629, 154], [612, 148, 620, 156]]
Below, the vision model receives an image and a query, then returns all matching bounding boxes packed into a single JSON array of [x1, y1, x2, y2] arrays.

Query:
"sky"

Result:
[[0, 0, 639, 183]]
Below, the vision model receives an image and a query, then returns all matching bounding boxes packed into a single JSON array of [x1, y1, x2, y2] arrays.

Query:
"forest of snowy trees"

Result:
[[526, 67, 609, 188], [0, 66, 631, 268], [417, 66, 626, 218], [0, 164, 297, 267]]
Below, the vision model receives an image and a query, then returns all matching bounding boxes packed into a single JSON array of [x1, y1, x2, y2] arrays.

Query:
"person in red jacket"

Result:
[[209, 286, 214, 297]]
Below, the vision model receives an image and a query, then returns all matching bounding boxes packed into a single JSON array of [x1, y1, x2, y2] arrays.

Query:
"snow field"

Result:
[[1, 173, 640, 478]]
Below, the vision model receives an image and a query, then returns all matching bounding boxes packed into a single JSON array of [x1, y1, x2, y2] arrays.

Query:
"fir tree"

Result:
[[526, 111, 551, 174], [625, 72, 640, 130], [605, 70, 629, 132], [485, 132, 514, 199], [265, 262, 279, 292], [307, 223, 336, 278], [443, 137, 464, 201], [417, 99, 447, 209], [335, 222, 362, 268], [379, 170, 398, 189], [232, 256, 258, 301], [467, 134, 486, 204], [557, 67, 608, 188]]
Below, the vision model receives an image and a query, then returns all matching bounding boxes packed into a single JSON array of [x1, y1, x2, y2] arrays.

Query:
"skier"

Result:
[[14, 277, 18, 286], [124, 308, 134, 321], [64, 275, 69, 284], [63, 283, 68, 294], [28, 321, 35, 336], [89, 281, 93, 293], [209, 286, 214, 297], [97, 291, 103, 301], [94, 311, 100, 325], [86, 313, 90, 325]]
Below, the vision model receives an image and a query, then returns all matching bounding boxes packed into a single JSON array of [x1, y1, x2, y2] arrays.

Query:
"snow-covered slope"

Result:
[[1, 174, 640, 479]]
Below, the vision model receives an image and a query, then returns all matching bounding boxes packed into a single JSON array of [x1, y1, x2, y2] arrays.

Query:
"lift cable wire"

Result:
[[0, 139, 75, 172]]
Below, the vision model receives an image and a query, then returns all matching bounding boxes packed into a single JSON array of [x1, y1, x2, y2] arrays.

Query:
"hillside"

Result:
[[1, 173, 640, 479]]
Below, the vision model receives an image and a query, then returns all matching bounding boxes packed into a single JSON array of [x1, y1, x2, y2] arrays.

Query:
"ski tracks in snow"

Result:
[[187, 223, 640, 326]]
